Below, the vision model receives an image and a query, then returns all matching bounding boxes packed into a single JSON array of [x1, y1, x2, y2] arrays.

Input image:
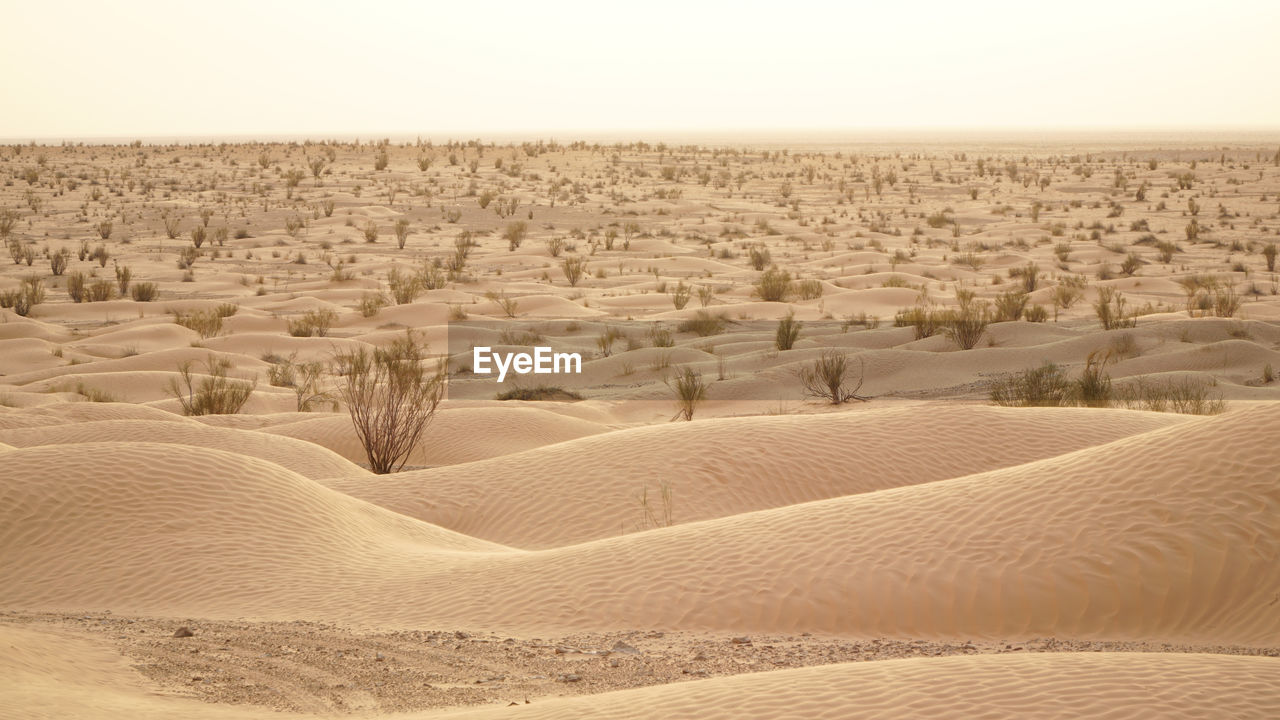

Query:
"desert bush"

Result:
[[70, 382, 119, 403], [1010, 262, 1040, 293], [670, 280, 692, 310], [697, 284, 715, 308], [1051, 276, 1085, 320], [595, 326, 625, 356], [748, 245, 771, 271], [678, 310, 727, 336], [335, 331, 445, 473], [1115, 377, 1225, 415], [487, 291, 520, 317], [287, 308, 338, 337], [992, 289, 1028, 322], [269, 355, 332, 412], [49, 248, 68, 276], [1024, 304, 1049, 322], [1120, 252, 1142, 277], [177, 245, 199, 269], [943, 302, 990, 349], [755, 266, 792, 302], [1213, 286, 1241, 318], [0, 209, 18, 238], [794, 278, 823, 300], [989, 362, 1074, 406], [387, 267, 420, 304], [1094, 286, 1136, 330], [648, 324, 674, 347], [799, 348, 869, 404], [775, 312, 801, 350], [394, 218, 411, 249], [495, 385, 584, 402], [417, 262, 447, 291], [895, 306, 942, 339], [86, 279, 114, 302], [92, 244, 109, 267], [4, 276, 44, 316], [1076, 350, 1114, 407], [1156, 240, 1179, 264], [1263, 243, 1277, 272], [115, 264, 132, 295], [168, 356, 255, 416], [504, 221, 528, 251], [545, 237, 565, 257], [66, 271, 87, 302], [172, 309, 223, 338], [358, 292, 387, 317], [130, 282, 158, 302], [562, 255, 587, 286], [667, 366, 708, 421]]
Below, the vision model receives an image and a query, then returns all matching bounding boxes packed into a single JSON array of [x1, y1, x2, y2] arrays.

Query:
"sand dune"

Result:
[[0, 419, 368, 480], [3, 405, 1273, 645], [326, 404, 1193, 548], [436, 653, 1280, 720]]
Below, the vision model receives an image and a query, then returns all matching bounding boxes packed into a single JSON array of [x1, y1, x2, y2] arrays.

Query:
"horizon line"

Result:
[[5, 125, 1280, 147]]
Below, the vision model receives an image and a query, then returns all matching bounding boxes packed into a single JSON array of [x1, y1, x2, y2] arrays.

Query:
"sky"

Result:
[[2, 0, 1278, 141]]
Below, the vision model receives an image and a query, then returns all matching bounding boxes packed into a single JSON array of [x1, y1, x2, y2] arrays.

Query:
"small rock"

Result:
[[730, 636, 751, 645], [172, 626, 194, 638], [556, 674, 581, 683], [375, 652, 385, 662]]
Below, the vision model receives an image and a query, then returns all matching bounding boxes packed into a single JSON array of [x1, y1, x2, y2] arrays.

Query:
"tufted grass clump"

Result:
[[775, 312, 801, 350], [667, 366, 708, 421]]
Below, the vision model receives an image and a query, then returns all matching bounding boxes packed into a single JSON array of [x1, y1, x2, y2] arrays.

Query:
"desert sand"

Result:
[[1, 138, 1278, 718]]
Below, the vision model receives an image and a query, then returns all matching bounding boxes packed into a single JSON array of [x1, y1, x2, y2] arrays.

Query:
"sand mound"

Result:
[[439, 653, 1280, 720], [328, 405, 1192, 548], [266, 405, 610, 467], [0, 442, 507, 618], [7, 405, 1270, 644], [0, 338, 64, 375], [0, 401, 193, 428], [0, 419, 368, 480]]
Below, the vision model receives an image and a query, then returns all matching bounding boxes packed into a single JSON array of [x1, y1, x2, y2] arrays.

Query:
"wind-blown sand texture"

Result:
[[2, 138, 1278, 718]]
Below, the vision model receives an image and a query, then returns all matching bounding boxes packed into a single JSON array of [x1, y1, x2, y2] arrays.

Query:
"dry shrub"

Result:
[[335, 331, 444, 474], [798, 349, 869, 404], [287, 308, 338, 337], [667, 366, 708, 421], [167, 356, 255, 416]]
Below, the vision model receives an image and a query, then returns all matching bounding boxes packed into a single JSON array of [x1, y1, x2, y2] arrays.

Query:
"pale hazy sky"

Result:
[[3, 0, 1278, 140]]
